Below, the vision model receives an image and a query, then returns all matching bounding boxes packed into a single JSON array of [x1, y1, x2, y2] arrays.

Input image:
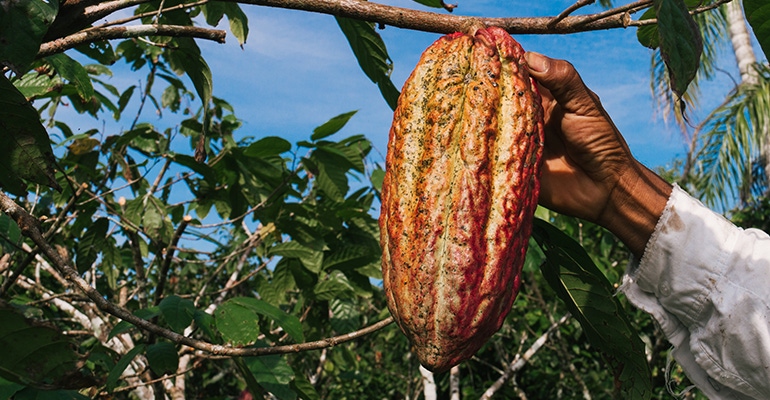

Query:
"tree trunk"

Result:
[[726, 0, 769, 192], [726, 1, 757, 85], [419, 366, 437, 400]]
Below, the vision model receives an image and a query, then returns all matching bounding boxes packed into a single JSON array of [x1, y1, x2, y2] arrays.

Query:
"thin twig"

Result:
[[479, 313, 571, 400], [153, 215, 192, 306], [90, 0, 209, 30], [548, 0, 596, 27], [110, 366, 196, 394], [37, 25, 226, 58]]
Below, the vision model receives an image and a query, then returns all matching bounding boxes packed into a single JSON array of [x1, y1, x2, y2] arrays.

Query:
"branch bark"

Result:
[[229, 0, 643, 34], [37, 25, 226, 59]]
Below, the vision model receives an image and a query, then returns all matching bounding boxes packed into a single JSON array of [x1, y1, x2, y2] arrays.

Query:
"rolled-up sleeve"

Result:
[[621, 185, 770, 399]]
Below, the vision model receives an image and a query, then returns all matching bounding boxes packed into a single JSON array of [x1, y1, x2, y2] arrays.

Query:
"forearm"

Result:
[[596, 161, 672, 257], [621, 185, 770, 398]]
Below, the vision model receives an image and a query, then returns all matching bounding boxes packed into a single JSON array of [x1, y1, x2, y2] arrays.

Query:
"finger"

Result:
[[524, 52, 603, 117]]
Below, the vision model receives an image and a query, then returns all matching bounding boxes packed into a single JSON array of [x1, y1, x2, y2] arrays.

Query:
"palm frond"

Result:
[[690, 63, 770, 210]]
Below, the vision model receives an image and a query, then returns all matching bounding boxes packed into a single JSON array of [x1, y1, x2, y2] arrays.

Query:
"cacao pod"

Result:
[[379, 26, 544, 373]]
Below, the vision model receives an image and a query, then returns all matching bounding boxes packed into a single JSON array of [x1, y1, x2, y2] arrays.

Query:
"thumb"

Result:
[[524, 51, 602, 116]]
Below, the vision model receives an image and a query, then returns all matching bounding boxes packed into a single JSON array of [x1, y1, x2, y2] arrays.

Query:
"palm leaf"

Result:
[[690, 63, 770, 209]]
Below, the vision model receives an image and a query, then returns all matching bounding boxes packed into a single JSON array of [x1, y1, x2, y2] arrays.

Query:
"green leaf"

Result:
[[246, 354, 297, 400], [0, 74, 60, 194], [193, 310, 218, 341], [45, 53, 95, 101], [75, 40, 117, 65], [0, 0, 58, 74], [531, 218, 652, 399], [0, 302, 95, 390], [290, 369, 321, 400], [159, 295, 196, 333], [744, 0, 770, 59], [108, 307, 161, 340], [370, 166, 384, 192], [167, 38, 213, 107], [0, 213, 22, 253], [269, 241, 324, 273], [335, 17, 400, 110], [201, 2, 225, 26], [217, 297, 304, 343], [13, 387, 90, 400], [636, 7, 659, 48], [146, 342, 179, 376], [654, 0, 703, 98], [224, 2, 250, 46], [411, 0, 446, 8], [244, 136, 292, 158], [75, 217, 109, 274], [311, 111, 358, 141], [329, 298, 360, 334], [313, 270, 356, 301], [0, 376, 23, 399], [106, 344, 146, 393], [12, 72, 61, 100]]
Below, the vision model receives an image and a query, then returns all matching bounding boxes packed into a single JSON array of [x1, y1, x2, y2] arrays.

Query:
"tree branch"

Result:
[[479, 313, 571, 400], [229, 0, 646, 34], [153, 215, 191, 306], [37, 25, 226, 59]]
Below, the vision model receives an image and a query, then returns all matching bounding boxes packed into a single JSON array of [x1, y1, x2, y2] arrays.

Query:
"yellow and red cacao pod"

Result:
[[379, 26, 544, 373]]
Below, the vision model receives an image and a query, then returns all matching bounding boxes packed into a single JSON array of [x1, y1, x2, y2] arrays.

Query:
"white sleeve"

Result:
[[620, 185, 770, 400]]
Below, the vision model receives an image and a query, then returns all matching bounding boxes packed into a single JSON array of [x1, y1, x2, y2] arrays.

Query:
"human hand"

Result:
[[525, 52, 671, 255]]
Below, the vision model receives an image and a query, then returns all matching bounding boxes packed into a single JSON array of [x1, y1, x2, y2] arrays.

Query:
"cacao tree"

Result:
[[0, 1, 767, 399]]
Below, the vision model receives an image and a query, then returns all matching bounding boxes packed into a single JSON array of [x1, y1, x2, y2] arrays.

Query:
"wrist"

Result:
[[597, 161, 672, 257]]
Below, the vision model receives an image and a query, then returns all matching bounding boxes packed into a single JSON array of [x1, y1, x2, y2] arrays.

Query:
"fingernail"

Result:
[[525, 52, 548, 73]]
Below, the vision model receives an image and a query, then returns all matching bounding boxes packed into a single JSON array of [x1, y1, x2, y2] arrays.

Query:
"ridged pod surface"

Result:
[[379, 26, 544, 373]]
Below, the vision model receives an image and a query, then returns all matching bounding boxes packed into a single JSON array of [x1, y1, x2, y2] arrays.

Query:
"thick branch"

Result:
[[229, 0, 642, 34], [37, 25, 226, 58]]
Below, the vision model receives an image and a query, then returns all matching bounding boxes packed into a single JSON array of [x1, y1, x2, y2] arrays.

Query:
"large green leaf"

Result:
[[0, 0, 57, 74], [654, 0, 703, 98], [0, 74, 60, 194], [146, 342, 179, 376], [531, 218, 652, 399], [159, 295, 196, 333], [224, 2, 250, 46], [244, 136, 292, 158], [45, 53, 95, 101], [269, 241, 324, 273], [744, 0, 770, 59], [335, 17, 400, 110], [0, 302, 95, 390], [167, 38, 213, 107], [311, 110, 358, 141], [75, 217, 109, 274], [215, 297, 304, 346], [246, 354, 297, 400], [106, 344, 146, 393], [0, 213, 22, 253]]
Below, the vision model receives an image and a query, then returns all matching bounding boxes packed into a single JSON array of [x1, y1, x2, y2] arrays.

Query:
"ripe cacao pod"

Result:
[[379, 26, 544, 373]]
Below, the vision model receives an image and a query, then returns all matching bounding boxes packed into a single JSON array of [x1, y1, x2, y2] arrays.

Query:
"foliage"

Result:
[[0, 0, 767, 399], [687, 64, 770, 208]]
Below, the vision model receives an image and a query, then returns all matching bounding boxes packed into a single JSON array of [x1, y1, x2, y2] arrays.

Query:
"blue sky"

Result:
[[189, 1, 746, 172], [57, 1, 753, 178]]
